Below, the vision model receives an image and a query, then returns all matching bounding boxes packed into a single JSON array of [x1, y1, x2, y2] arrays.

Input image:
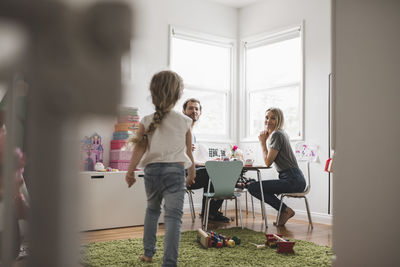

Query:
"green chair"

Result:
[[203, 160, 244, 231]]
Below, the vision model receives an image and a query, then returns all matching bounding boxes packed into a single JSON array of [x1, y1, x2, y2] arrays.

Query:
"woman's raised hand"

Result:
[[258, 130, 269, 143]]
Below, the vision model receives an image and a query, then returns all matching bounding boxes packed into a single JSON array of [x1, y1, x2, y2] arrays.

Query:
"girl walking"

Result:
[[125, 70, 195, 267]]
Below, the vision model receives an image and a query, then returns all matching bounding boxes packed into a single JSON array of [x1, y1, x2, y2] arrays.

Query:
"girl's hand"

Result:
[[186, 174, 195, 187], [258, 130, 269, 143], [125, 172, 136, 188]]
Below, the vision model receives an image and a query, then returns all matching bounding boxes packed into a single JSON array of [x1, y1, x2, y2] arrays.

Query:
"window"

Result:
[[169, 26, 235, 141], [242, 25, 304, 141]]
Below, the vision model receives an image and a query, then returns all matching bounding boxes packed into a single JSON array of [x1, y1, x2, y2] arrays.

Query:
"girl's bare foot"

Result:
[[139, 255, 152, 262]]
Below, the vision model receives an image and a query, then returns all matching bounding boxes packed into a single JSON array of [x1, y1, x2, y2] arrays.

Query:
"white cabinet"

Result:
[[79, 171, 154, 231]]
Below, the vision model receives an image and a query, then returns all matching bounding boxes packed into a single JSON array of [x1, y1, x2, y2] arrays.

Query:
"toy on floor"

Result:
[[196, 228, 239, 249], [266, 234, 295, 254], [251, 234, 295, 254], [265, 233, 281, 248], [231, 236, 241, 245], [250, 243, 266, 249], [197, 228, 209, 248]]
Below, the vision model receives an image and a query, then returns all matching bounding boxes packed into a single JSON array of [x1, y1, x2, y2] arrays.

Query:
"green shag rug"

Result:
[[81, 228, 332, 267]]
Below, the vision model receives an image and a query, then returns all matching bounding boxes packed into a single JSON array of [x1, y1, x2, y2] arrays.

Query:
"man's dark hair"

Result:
[[183, 98, 202, 111]]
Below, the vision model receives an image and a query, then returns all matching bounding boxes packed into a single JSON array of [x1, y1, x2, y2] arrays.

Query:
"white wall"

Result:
[[238, 0, 332, 222], [332, 0, 400, 265]]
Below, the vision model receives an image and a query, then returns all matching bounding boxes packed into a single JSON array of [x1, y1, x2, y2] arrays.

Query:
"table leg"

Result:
[[257, 170, 268, 228]]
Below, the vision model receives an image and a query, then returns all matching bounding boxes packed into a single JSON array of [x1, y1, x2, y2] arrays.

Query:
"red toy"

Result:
[[265, 234, 295, 254]]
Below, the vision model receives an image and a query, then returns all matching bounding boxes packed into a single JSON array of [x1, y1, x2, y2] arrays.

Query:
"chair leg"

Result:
[[237, 197, 244, 229], [191, 194, 196, 219], [187, 191, 195, 223], [276, 195, 285, 225], [251, 195, 255, 218], [304, 196, 313, 229], [203, 197, 211, 231], [235, 198, 238, 227], [202, 198, 207, 229]]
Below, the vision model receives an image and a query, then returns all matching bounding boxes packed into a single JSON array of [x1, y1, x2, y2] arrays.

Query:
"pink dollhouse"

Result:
[[81, 132, 104, 171]]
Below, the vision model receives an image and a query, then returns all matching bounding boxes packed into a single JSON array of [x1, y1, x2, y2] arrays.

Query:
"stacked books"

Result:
[[109, 106, 139, 171]]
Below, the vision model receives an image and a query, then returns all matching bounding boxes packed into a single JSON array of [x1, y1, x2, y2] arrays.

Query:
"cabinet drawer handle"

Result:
[[91, 175, 104, 179]]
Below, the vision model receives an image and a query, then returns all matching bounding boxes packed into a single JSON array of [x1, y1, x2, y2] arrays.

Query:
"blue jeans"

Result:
[[143, 163, 186, 267], [248, 167, 306, 212]]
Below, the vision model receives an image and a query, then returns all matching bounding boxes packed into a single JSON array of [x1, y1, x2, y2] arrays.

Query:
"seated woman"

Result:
[[248, 107, 306, 226]]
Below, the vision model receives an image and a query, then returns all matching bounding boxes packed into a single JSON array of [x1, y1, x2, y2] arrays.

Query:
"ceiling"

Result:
[[207, 0, 263, 8]]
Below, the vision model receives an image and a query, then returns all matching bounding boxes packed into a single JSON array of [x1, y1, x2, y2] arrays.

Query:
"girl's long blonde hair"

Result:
[[129, 70, 183, 144]]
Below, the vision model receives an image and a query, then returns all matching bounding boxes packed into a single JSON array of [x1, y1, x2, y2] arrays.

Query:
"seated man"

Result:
[[183, 98, 229, 222]]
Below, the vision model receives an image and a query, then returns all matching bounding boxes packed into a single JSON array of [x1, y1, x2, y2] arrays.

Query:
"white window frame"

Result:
[[240, 23, 305, 142], [169, 25, 236, 143]]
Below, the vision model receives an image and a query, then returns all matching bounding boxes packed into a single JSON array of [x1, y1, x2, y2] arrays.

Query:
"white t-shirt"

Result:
[[138, 110, 193, 169]]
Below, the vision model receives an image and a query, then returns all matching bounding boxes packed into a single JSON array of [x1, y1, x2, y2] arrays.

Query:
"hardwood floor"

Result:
[[81, 210, 332, 247]]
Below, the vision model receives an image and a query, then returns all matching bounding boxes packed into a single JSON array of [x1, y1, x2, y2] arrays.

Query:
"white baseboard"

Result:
[[183, 201, 333, 225], [246, 202, 332, 225], [262, 206, 332, 225]]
